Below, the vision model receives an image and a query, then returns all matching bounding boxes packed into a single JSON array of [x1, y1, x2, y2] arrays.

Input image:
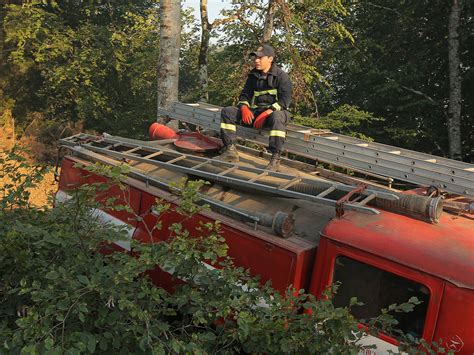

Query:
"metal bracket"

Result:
[[336, 184, 368, 218]]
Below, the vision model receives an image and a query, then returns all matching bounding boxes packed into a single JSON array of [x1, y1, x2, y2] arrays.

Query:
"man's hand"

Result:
[[240, 105, 254, 125], [253, 109, 273, 129]]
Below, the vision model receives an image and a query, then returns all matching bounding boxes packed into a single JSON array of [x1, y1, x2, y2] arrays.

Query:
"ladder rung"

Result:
[[248, 171, 268, 183], [144, 151, 163, 160], [124, 146, 141, 154], [167, 155, 186, 164], [192, 160, 212, 169], [279, 177, 301, 190], [218, 166, 238, 176], [317, 186, 336, 198], [130, 151, 163, 167], [104, 142, 122, 150], [358, 194, 376, 206], [350, 195, 366, 203], [147, 166, 163, 174]]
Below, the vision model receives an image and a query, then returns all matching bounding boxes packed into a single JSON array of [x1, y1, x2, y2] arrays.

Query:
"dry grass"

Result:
[[1, 131, 58, 208], [0, 115, 93, 208]]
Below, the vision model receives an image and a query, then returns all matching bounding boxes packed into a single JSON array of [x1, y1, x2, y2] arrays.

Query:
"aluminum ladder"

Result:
[[59, 133, 400, 215], [157, 101, 474, 197]]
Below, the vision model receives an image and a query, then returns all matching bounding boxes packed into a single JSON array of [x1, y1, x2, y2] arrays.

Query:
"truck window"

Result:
[[332, 256, 430, 338]]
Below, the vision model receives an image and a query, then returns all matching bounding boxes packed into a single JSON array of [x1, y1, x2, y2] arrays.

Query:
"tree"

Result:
[[317, 0, 473, 161], [157, 0, 181, 112], [2, 0, 161, 137], [447, 0, 463, 160], [262, 0, 278, 42], [197, 0, 242, 103]]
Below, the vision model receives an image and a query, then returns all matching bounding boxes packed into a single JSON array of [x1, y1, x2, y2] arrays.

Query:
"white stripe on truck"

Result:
[[55, 190, 135, 251]]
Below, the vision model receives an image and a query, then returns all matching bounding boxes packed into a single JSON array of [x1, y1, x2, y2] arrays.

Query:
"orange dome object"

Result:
[[148, 122, 178, 140]]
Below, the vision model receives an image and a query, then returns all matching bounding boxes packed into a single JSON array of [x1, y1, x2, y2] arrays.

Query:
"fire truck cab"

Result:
[[315, 208, 474, 353]]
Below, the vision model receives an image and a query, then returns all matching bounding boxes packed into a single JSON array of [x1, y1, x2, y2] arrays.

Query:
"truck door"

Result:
[[311, 238, 444, 352]]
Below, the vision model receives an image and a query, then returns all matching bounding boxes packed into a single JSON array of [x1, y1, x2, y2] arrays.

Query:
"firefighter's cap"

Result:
[[250, 44, 275, 58]]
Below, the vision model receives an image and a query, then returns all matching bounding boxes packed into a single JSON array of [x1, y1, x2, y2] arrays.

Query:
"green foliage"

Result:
[[208, 1, 354, 110], [2, 1, 161, 137], [0, 150, 440, 354], [294, 104, 383, 140], [316, 0, 474, 160]]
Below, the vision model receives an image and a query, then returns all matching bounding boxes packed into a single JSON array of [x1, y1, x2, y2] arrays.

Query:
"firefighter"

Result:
[[217, 44, 293, 171]]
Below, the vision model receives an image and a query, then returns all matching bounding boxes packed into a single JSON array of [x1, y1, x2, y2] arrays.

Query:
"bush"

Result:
[[0, 148, 445, 354], [293, 104, 383, 141]]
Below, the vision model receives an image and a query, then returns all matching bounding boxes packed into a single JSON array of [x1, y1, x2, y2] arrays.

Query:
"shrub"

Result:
[[0, 149, 445, 354]]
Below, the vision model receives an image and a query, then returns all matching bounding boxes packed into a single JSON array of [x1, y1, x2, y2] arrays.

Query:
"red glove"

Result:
[[253, 109, 273, 129], [240, 105, 254, 125]]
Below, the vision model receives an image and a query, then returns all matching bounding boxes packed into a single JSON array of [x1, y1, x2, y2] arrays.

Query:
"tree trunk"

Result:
[[157, 0, 181, 116], [262, 0, 277, 43], [447, 0, 463, 160], [199, 0, 211, 103]]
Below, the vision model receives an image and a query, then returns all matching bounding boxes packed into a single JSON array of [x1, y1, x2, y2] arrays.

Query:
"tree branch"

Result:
[[399, 84, 438, 105], [363, 2, 401, 16]]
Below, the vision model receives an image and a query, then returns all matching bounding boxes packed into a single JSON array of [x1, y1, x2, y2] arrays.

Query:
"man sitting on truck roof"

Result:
[[216, 44, 293, 171]]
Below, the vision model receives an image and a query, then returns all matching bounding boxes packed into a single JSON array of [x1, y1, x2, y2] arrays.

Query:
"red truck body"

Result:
[[58, 154, 474, 354]]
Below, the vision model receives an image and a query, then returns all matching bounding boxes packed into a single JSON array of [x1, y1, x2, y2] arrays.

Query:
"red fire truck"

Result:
[[56, 102, 474, 353]]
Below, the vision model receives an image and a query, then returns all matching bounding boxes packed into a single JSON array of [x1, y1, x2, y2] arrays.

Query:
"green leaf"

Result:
[[99, 338, 108, 351], [87, 336, 96, 353], [77, 275, 89, 285], [45, 270, 59, 280]]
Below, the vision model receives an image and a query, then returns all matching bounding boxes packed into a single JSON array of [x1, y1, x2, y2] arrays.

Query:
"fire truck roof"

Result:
[[322, 210, 474, 290]]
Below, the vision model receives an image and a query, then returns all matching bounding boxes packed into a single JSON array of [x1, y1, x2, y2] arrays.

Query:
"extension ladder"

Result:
[[59, 133, 400, 215], [157, 101, 474, 197]]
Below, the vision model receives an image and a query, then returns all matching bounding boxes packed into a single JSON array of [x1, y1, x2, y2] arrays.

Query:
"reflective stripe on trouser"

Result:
[[220, 106, 290, 153], [266, 110, 289, 154], [220, 106, 240, 146]]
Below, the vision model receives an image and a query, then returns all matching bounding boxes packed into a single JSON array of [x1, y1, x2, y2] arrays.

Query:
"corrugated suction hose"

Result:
[[177, 160, 443, 223]]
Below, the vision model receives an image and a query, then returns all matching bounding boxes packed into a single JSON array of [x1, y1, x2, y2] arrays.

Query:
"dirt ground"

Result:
[[0, 158, 58, 208], [0, 129, 58, 208], [27, 169, 58, 208]]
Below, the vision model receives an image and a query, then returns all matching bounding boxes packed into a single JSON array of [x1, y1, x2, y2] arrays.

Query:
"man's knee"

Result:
[[221, 106, 239, 120], [269, 111, 290, 128], [269, 110, 289, 123]]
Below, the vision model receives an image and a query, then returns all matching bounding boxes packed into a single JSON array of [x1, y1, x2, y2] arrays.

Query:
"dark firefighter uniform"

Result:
[[220, 63, 293, 154]]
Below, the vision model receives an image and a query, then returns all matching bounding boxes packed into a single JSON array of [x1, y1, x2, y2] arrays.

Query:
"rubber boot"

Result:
[[216, 144, 239, 163], [266, 152, 281, 171]]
